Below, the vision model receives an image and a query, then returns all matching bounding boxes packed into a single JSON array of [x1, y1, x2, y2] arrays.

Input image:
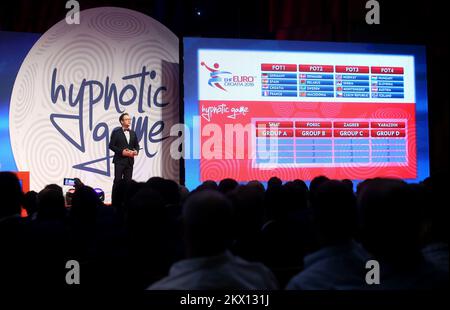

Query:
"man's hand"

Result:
[[122, 149, 138, 157], [122, 149, 132, 157]]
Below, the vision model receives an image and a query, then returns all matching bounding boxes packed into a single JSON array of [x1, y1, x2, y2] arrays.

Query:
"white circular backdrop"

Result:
[[10, 7, 179, 201]]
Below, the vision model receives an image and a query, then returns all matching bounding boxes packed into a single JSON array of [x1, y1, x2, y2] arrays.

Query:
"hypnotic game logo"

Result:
[[9, 7, 179, 200]]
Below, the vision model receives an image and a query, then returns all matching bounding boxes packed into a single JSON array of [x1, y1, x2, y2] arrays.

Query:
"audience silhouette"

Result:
[[0, 171, 447, 290]]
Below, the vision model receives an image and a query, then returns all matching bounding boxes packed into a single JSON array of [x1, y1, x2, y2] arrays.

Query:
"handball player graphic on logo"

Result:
[[201, 62, 232, 91]]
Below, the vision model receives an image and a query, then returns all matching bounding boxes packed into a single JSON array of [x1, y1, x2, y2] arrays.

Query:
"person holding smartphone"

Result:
[[109, 113, 140, 185]]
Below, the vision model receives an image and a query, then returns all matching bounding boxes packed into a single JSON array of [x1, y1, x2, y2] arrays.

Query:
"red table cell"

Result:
[[370, 121, 405, 128], [334, 121, 369, 128], [256, 129, 293, 137], [256, 121, 293, 128], [371, 130, 406, 137], [335, 65, 369, 74], [295, 121, 332, 128], [298, 65, 334, 72], [334, 129, 369, 137], [295, 129, 332, 137], [371, 66, 404, 74], [261, 64, 297, 72]]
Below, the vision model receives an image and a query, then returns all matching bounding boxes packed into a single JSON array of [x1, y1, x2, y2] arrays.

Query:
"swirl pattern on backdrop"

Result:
[[88, 10, 147, 40], [12, 63, 37, 128]]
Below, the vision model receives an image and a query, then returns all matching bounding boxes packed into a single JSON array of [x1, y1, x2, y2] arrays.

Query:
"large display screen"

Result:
[[183, 38, 429, 189]]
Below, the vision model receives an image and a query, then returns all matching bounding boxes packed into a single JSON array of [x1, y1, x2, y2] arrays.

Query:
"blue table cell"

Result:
[[372, 145, 390, 150], [267, 79, 298, 85], [277, 145, 295, 151], [316, 152, 333, 157], [303, 86, 334, 92], [374, 75, 404, 81], [335, 151, 352, 157], [387, 145, 406, 150], [341, 75, 369, 80], [335, 158, 354, 163], [262, 90, 298, 97], [377, 87, 405, 93], [296, 145, 315, 151], [305, 91, 334, 97], [296, 158, 315, 163], [257, 138, 294, 145], [257, 145, 294, 152], [296, 145, 332, 151], [334, 139, 351, 144], [372, 145, 406, 151], [371, 139, 387, 144], [305, 80, 334, 86], [372, 157, 389, 163], [372, 151, 389, 156], [352, 139, 370, 144], [315, 145, 333, 150], [335, 151, 370, 157], [352, 157, 370, 163], [277, 151, 295, 157], [341, 81, 370, 86], [277, 158, 295, 164], [295, 139, 316, 144], [305, 74, 334, 79], [334, 145, 369, 151], [372, 151, 406, 157], [257, 151, 294, 158], [342, 86, 370, 92], [388, 139, 406, 144], [296, 151, 315, 157], [296, 151, 333, 157], [342, 92, 370, 98], [264, 73, 297, 79], [267, 85, 298, 91], [375, 81, 404, 87], [313, 139, 333, 144], [335, 139, 368, 145], [315, 158, 333, 163], [388, 151, 406, 157], [373, 93, 404, 99], [335, 157, 369, 163], [388, 157, 406, 163]]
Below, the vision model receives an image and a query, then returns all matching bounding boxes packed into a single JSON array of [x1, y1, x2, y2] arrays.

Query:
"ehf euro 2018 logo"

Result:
[[201, 62, 231, 91], [201, 61, 256, 91]]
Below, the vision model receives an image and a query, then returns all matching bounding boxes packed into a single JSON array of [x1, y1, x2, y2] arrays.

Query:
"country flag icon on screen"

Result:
[[336, 81, 342, 85], [337, 86, 342, 91], [262, 84, 269, 89], [300, 80, 306, 84], [263, 91, 269, 96], [262, 73, 268, 77], [262, 79, 268, 84], [299, 74, 306, 79], [300, 92, 306, 97], [337, 92, 343, 97], [336, 74, 342, 80]]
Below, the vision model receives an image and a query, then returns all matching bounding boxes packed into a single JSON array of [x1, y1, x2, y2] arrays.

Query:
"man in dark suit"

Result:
[[109, 113, 140, 185]]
